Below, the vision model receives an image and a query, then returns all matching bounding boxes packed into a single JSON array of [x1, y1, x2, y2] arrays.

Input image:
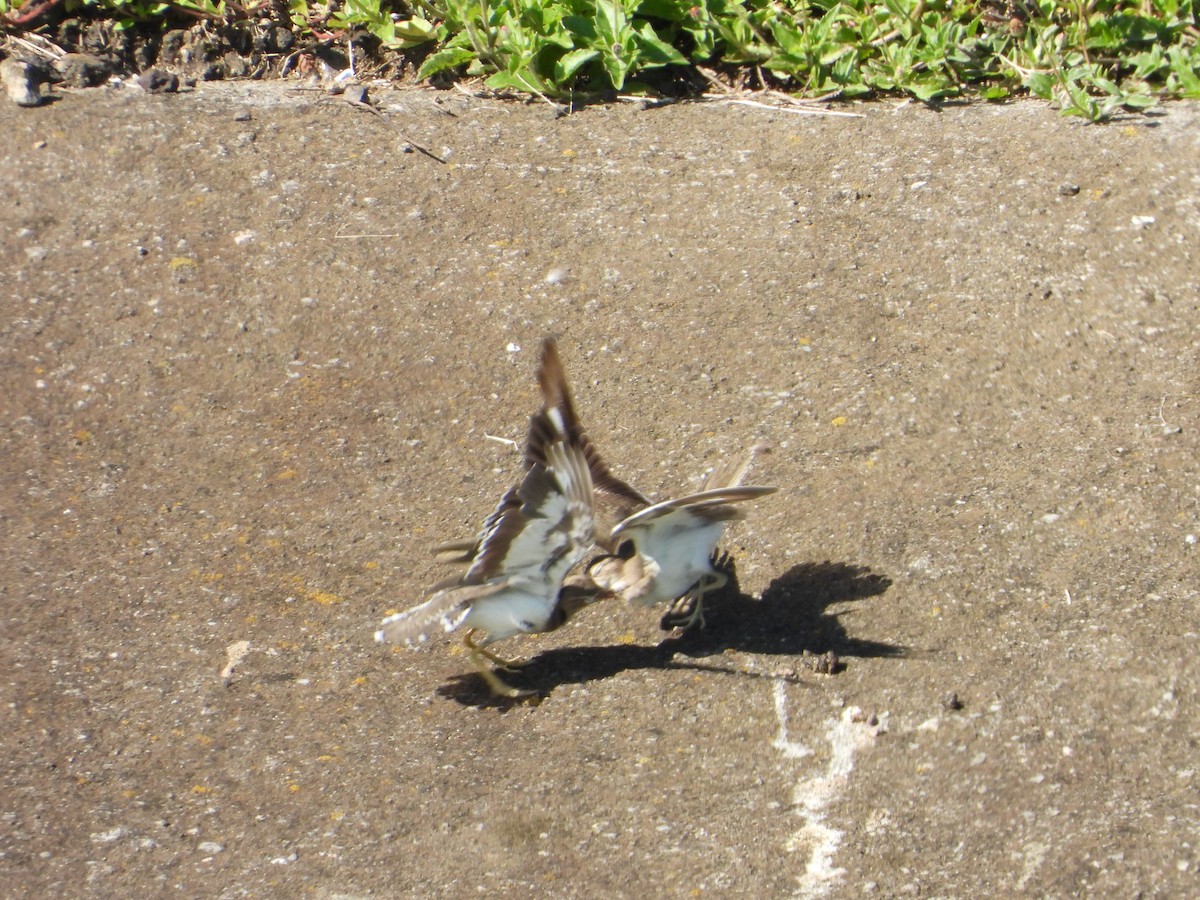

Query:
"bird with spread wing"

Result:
[[432, 338, 651, 567], [374, 404, 601, 698], [587, 447, 776, 631]]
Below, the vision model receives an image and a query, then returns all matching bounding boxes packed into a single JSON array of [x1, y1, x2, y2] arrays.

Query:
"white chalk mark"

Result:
[[771, 680, 885, 898], [1016, 840, 1048, 891], [772, 678, 814, 760]]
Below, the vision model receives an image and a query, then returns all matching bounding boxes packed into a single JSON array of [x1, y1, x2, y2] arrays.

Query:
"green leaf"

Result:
[[1120, 92, 1157, 110], [1025, 71, 1055, 99], [1167, 46, 1200, 98], [634, 22, 688, 67], [485, 68, 556, 94], [554, 47, 600, 83], [417, 46, 477, 80]]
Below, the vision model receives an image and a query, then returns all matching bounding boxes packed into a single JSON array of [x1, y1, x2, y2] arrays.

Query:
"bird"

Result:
[[587, 447, 776, 630], [375, 416, 602, 699]]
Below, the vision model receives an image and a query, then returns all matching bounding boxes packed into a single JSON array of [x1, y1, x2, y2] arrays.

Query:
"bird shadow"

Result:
[[436, 558, 899, 709]]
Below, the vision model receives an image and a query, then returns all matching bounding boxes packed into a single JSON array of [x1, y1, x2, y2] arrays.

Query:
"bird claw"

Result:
[[660, 594, 707, 631]]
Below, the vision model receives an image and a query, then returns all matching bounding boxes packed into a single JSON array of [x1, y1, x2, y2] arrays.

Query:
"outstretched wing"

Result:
[[530, 338, 650, 546], [469, 439, 596, 585], [431, 337, 642, 565], [429, 483, 522, 568], [702, 445, 766, 492], [380, 441, 597, 645], [609, 485, 778, 538]]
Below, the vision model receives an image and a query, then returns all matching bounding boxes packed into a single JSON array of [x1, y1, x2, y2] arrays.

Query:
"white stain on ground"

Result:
[[1016, 840, 1049, 891], [771, 680, 886, 898]]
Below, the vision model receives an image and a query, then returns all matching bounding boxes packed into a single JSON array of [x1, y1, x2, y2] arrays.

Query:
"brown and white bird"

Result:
[[375, 411, 602, 698], [587, 448, 776, 630]]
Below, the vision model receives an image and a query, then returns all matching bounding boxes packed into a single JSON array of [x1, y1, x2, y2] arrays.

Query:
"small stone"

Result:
[[342, 84, 369, 106], [223, 52, 248, 79], [57, 18, 84, 48], [2, 58, 46, 107], [1058, 182, 1080, 196], [197, 841, 224, 854], [158, 30, 187, 66], [137, 69, 180, 94], [53, 53, 113, 88]]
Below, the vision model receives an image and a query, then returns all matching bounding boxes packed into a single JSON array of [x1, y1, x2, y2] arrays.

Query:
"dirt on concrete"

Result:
[[2, 82, 1198, 897]]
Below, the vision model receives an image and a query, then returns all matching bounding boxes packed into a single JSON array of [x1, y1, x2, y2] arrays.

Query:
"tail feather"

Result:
[[431, 540, 477, 565], [374, 581, 505, 645]]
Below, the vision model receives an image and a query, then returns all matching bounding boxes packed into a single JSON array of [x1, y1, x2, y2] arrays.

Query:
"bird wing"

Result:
[[609, 485, 778, 538], [381, 442, 597, 645], [466, 440, 597, 586], [531, 338, 650, 543], [702, 445, 765, 492], [428, 482, 522, 570], [431, 337, 644, 564]]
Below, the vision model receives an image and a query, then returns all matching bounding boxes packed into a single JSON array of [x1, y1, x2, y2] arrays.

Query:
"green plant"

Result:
[[417, 0, 687, 95], [3, 0, 1197, 110], [327, 0, 441, 48]]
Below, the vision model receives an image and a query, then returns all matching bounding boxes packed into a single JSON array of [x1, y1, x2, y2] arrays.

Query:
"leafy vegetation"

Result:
[[3, 0, 1198, 118]]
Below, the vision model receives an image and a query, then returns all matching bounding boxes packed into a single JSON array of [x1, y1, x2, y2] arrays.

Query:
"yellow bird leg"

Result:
[[463, 630, 529, 671]]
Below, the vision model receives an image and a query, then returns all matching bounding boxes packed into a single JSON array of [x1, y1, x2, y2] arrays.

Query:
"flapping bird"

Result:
[[587, 448, 776, 630], [375, 414, 602, 698]]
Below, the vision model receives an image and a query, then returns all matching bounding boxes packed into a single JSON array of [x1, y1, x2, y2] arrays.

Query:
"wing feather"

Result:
[[434, 338, 650, 565], [534, 338, 650, 540], [702, 445, 765, 492], [610, 485, 777, 537]]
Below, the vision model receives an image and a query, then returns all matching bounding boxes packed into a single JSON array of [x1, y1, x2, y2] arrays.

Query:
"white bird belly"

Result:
[[637, 520, 726, 605], [462, 585, 556, 642]]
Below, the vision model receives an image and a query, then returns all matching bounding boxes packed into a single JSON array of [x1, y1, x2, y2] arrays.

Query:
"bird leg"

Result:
[[661, 571, 728, 631], [463, 632, 535, 699], [661, 592, 706, 631], [463, 630, 530, 670]]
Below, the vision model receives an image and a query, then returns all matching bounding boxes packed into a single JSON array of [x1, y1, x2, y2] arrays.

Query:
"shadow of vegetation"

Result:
[[436, 559, 898, 708]]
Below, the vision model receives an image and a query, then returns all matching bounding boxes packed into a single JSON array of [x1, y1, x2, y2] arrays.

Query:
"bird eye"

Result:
[[617, 539, 635, 559]]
